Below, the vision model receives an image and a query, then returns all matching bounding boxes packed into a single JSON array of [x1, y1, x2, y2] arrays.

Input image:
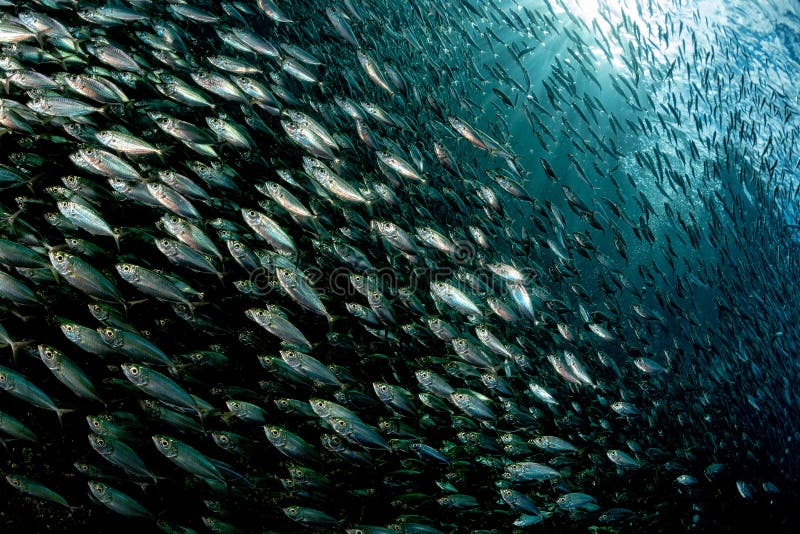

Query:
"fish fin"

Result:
[[134, 482, 153, 493], [125, 298, 150, 309], [8, 339, 33, 365], [155, 145, 173, 165], [56, 407, 76, 428], [325, 313, 341, 329], [218, 412, 236, 425], [25, 172, 47, 193], [32, 31, 49, 49], [211, 460, 252, 487], [98, 103, 125, 118], [1, 208, 25, 232]]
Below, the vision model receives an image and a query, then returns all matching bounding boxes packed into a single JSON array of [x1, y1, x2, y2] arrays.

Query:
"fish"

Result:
[[0, 364, 72, 425], [0, 409, 37, 441], [37, 344, 102, 402], [6, 474, 70, 508], [0, 237, 49, 268], [264, 425, 322, 464], [97, 327, 173, 366], [607, 449, 642, 469], [0, 0, 796, 531], [48, 249, 123, 304], [115, 263, 194, 308], [430, 281, 482, 316], [151, 434, 226, 485], [120, 363, 203, 417], [87, 480, 153, 519], [223, 400, 266, 428], [504, 462, 562, 482], [245, 308, 311, 350], [556, 492, 598, 511], [280, 349, 341, 387], [283, 505, 339, 527], [0, 270, 42, 306], [87, 433, 157, 482]]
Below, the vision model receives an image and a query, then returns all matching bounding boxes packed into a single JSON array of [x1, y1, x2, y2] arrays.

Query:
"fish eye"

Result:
[[97, 438, 104, 446], [92, 420, 100, 427], [230, 402, 239, 409], [219, 435, 228, 443], [11, 479, 20, 486], [130, 367, 139, 375], [160, 438, 169, 446], [105, 329, 114, 337]]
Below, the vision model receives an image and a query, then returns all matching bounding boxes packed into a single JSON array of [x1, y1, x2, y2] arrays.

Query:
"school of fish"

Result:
[[0, 0, 798, 532]]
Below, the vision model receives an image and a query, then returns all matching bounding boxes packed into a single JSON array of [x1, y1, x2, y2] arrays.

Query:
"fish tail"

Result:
[[9, 339, 32, 365], [55, 407, 75, 428], [33, 31, 47, 49], [155, 145, 174, 165]]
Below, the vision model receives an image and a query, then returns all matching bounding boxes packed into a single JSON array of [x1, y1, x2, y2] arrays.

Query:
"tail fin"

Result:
[[55, 407, 76, 428]]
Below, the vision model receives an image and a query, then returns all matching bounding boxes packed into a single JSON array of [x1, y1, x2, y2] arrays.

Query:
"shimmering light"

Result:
[[570, 0, 601, 21]]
